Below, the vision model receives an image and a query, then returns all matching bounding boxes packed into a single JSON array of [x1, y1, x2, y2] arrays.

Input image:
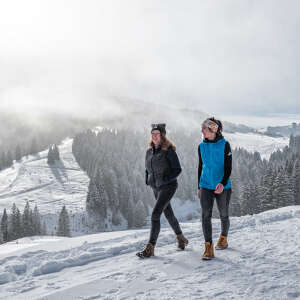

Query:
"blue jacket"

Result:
[[199, 136, 232, 190]]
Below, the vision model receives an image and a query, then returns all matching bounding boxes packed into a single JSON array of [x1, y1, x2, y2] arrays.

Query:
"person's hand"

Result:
[[197, 189, 201, 199], [214, 183, 224, 194]]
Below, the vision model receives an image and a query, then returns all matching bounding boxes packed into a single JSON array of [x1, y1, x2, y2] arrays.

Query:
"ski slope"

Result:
[[0, 206, 299, 299], [225, 132, 289, 160], [0, 138, 89, 214]]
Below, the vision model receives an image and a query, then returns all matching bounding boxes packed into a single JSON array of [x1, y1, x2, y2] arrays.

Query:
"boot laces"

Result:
[[144, 244, 152, 254], [218, 236, 226, 246]]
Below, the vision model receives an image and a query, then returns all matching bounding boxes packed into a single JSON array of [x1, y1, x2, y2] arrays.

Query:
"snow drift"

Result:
[[0, 206, 299, 299]]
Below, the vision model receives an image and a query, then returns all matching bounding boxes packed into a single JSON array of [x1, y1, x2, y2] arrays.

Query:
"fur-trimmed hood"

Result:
[[148, 136, 176, 151]]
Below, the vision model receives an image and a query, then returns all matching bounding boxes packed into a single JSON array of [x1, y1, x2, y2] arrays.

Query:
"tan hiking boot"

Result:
[[202, 242, 214, 260], [215, 235, 228, 250], [136, 243, 155, 258], [176, 234, 189, 250]]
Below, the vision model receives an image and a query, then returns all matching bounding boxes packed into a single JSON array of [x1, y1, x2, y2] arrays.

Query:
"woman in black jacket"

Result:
[[136, 123, 188, 258]]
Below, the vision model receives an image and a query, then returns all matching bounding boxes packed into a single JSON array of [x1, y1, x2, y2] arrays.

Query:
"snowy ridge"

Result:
[[0, 206, 299, 299], [225, 132, 289, 160]]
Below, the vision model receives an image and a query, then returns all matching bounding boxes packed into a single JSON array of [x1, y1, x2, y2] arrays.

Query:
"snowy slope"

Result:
[[0, 206, 299, 299], [225, 132, 289, 160], [0, 138, 89, 214]]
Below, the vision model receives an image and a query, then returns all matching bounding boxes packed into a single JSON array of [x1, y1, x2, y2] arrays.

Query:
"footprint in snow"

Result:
[[146, 274, 157, 281]]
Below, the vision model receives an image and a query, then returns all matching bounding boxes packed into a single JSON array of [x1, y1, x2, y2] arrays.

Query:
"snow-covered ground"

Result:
[[0, 206, 299, 299], [225, 132, 289, 160], [0, 138, 89, 214], [219, 113, 300, 129]]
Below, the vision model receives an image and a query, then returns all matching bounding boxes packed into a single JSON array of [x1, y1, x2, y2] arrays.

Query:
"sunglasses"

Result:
[[203, 120, 219, 133]]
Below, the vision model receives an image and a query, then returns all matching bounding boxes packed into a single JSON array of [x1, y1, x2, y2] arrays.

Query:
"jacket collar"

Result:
[[204, 134, 224, 143], [152, 144, 162, 153]]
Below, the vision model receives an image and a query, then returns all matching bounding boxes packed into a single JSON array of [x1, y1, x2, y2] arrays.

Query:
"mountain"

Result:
[[262, 122, 300, 137], [0, 206, 299, 299], [225, 132, 289, 160], [0, 100, 293, 234], [0, 128, 290, 234], [0, 99, 283, 161], [101, 98, 258, 134], [0, 130, 289, 217]]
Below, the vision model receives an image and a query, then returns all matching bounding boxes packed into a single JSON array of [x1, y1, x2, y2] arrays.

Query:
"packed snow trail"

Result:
[[0, 206, 299, 299]]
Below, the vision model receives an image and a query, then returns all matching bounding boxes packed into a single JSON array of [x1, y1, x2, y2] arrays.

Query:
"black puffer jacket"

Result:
[[145, 145, 182, 188]]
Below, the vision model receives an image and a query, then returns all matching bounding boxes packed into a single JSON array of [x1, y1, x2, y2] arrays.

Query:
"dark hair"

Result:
[[208, 117, 223, 135]]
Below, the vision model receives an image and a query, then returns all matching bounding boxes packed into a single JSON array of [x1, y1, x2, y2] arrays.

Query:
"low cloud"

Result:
[[0, 0, 299, 118]]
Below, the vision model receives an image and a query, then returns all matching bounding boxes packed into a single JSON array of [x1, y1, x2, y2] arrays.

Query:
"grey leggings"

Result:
[[200, 188, 231, 243], [149, 183, 182, 245]]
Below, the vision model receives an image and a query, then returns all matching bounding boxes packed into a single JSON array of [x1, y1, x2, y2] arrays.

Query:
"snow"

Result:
[[0, 130, 290, 237], [225, 132, 289, 159], [0, 137, 89, 214], [0, 131, 288, 216], [219, 113, 300, 129], [0, 206, 299, 299], [0, 236, 63, 256]]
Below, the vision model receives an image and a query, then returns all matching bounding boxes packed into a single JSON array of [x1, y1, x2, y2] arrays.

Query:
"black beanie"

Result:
[[151, 123, 166, 135]]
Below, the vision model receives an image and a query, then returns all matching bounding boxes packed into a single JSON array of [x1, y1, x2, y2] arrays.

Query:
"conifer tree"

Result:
[[0, 151, 4, 170], [53, 144, 60, 161], [133, 200, 147, 227], [57, 205, 71, 237], [22, 201, 33, 236], [1, 208, 9, 242], [0, 227, 3, 244], [47, 145, 55, 165], [293, 159, 300, 205], [86, 170, 108, 219], [10, 203, 22, 240], [33, 204, 42, 235], [41, 221, 47, 235]]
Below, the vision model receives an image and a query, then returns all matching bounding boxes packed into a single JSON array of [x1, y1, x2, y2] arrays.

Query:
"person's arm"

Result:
[[145, 169, 149, 185], [145, 150, 149, 185], [164, 148, 182, 184], [220, 141, 232, 186], [198, 145, 203, 189]]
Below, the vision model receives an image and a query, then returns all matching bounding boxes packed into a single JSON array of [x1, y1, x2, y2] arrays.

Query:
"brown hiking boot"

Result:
[[136, 243, 155, 258], [215, 235, 228, 250], [176, 234, 189, 250], [202, 242, 214, 260]]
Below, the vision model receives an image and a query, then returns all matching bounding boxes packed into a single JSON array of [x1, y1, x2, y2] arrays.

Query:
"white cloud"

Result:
[[0, 0, 299, 116]]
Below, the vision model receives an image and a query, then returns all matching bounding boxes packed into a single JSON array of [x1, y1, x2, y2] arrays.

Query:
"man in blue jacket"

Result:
[[197, 117, 232, 260]]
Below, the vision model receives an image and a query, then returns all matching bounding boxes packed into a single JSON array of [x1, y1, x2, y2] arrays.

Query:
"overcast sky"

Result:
[[0, 0, 299, 122]]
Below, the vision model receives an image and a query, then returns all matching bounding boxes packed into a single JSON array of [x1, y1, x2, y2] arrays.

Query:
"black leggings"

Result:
[[149, 183, 182, 245], [200, 188, 231, 243]]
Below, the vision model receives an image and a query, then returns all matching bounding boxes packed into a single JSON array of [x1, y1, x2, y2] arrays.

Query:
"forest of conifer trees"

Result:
[[1, 126, 299, 242], [0, 202, 72, 244], [72, 128, 300, 230]]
